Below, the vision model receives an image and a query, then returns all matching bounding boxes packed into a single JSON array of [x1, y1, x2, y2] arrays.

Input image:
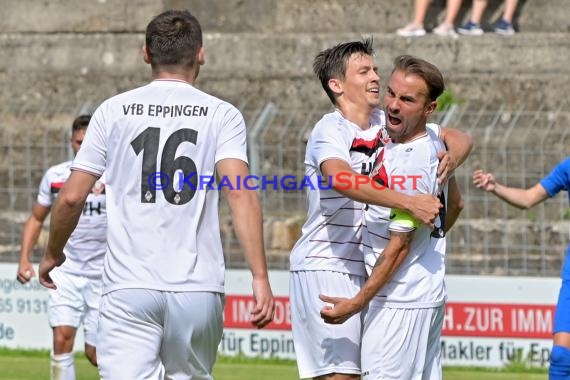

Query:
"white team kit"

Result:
[[362, 124, 448, 380], [290, 109, 388, 378], [72, 79, 248, 379], [37, 161, 107, 346]]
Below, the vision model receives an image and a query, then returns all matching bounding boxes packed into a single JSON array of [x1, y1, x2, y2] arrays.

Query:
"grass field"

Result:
[[0, 349, 548, 379]]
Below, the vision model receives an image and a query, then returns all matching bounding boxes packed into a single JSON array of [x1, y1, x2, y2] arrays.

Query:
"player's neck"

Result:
[[152, 68, 197, 85], [336, 103, 374, 130]]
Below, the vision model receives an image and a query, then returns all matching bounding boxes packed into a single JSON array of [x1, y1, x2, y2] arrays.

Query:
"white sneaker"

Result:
[[433, 23, 458, 38], [396, 23, 426, 37]]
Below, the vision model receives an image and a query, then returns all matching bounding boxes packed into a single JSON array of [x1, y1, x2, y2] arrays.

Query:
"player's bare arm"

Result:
[[39, 170, 98, 289], [444, 176, 464, 233], [321, 158, 440, 227], [16, 203, 50, 284], [217, 158, 275, 329], [473, 169, 549, 209], [319, 231, 412, 324], [437, 127, 474, 182]]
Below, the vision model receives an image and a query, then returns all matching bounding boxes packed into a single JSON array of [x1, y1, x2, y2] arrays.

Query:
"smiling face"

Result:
[[384, 69, 436, 143], [330, 53, 381, 113]]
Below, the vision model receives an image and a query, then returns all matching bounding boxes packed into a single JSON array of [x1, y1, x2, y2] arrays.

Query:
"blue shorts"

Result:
[[554, 279, 570, 334]]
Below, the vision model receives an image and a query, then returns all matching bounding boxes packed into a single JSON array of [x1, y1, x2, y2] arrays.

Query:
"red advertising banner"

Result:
[[442, 302, 555, 339], [224, 296, 555, 339], [224, 295, 291, 330]]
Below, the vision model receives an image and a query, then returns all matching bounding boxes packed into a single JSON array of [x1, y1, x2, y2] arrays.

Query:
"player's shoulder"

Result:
[[558, 157, 570, 169], [313, 110, 356, 137], [45, 160, 72, 176], [426, 122, 441, 137]]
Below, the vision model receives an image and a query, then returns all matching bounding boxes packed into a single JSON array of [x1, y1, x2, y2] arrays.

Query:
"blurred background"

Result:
[[1, 0, 568, 277]]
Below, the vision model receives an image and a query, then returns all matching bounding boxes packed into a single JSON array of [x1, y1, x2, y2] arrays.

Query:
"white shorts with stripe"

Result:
[[97, 289, 224, 380], [290, 270, 365, 379], [361, 304, 445, 380], [48, 267, 103, 347]]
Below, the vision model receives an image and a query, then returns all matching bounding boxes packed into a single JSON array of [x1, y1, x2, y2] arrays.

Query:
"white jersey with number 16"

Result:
[[72, 79, 248, 295]]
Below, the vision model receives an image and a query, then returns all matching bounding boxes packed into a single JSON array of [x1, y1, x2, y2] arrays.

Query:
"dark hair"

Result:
[[313, 38, 374, 105], [392, 55, 445, 102], [145, 10, 202, 70], [72, 114, 91, 132]]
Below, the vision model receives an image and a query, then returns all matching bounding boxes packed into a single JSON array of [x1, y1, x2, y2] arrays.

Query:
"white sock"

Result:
[[51, 352, 76, 380]]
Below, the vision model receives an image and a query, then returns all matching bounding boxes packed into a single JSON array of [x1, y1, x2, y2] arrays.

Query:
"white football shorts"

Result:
[[97, 289, 224, 380], [290, 270, 365, 379], [48, 268, 103, 346], [361, 304, 445, 380]]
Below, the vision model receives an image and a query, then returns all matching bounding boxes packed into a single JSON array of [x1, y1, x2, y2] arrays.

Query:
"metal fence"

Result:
[[1, 101, 569, 276]]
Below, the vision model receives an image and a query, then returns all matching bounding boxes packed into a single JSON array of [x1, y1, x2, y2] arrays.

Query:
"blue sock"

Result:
[[550, 345, 570, 379]]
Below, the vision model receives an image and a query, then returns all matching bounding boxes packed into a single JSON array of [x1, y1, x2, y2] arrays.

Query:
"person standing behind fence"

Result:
[[289, 39, 472, 380], [458, 0, 518, 35], [16, 114, 106, 380], [38, 10, 275, 380], [473, 160, 570, 380]]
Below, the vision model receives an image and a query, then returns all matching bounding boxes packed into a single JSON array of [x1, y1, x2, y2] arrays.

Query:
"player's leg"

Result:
[[550, 279, 570, 379], [361, 305, 437, 380], [82, 276, 103, 366], [48, 269, 85, 380], [160, 291, 224, 379], [290, 271, 363, 379], [51, 326, 78, 380], [97, 289, 164, 380], [421, 305, 445, 380]]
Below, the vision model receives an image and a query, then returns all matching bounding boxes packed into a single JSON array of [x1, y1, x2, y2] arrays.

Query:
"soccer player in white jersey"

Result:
[[290, 41, 472, 380], [320, 56, 466, 380], [38, 10, 275, 380], [16, 115, 106, 380]]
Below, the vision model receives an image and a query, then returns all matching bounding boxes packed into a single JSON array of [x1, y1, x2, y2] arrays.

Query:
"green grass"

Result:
[[0, 348, 548, 379]]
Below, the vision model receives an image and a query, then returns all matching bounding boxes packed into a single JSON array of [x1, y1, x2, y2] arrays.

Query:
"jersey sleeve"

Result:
[[307, 121, 352, 168], [214, 104, 248, 164], [71, 104, 107, 176], [540, 157, 570, 197], [36, 170, 53, 207]]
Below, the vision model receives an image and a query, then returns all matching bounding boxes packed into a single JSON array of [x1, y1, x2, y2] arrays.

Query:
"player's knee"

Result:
[[53, 334, 74, 352], [549, 345, 570, 378], [84, 345, 97, 366]]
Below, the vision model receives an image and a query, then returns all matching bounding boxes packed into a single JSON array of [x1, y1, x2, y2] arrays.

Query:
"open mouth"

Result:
[[387, 114, 402, 126]]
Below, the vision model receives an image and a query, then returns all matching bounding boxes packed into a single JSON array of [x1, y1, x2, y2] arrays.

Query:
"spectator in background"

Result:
[[397, 0, 462, 37], [16, 114, 106, 380], [458, 0, 518, 35], [473, 160, 570, 380]]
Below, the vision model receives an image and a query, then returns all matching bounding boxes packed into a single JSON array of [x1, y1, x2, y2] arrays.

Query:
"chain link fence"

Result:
[[1, 101, 569, 276]]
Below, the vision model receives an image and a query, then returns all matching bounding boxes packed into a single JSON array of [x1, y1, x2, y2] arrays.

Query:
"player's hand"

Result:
[[473, 169, 496, 192], [16, 261, 36, 284], [250, 276, 275, 329], [408, 194, 441, 229], [319, 294, 362, 325], [38, 252, 66, 290], [437, 150, 456, 185]]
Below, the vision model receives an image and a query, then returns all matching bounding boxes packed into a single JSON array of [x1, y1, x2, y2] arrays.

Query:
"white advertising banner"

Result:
[[0, 263, 560, 367], [0, 263, 85, 351]]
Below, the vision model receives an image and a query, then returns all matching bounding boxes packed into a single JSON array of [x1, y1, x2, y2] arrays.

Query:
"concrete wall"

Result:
[[1, 0, 569, 117]]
